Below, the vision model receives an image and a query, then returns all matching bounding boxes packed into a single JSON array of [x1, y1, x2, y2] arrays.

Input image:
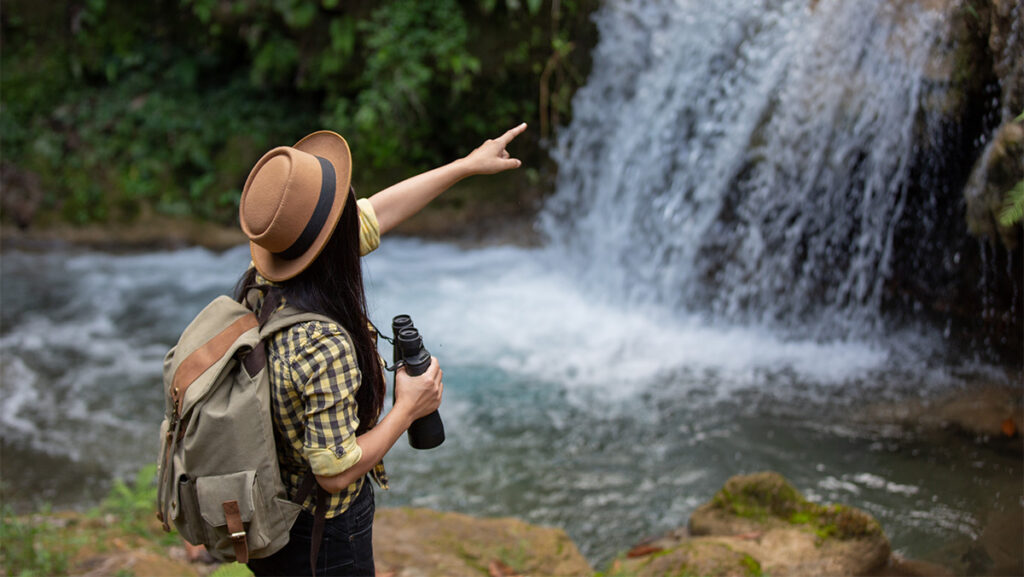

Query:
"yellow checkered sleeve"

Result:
[[356, 198, 379, 256]]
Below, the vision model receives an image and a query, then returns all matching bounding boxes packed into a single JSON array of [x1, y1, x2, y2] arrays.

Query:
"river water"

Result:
[[0, 240, 1019, 571]]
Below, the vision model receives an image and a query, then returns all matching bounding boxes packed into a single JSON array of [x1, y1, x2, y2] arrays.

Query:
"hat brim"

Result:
[[250, 131, 353, 282]]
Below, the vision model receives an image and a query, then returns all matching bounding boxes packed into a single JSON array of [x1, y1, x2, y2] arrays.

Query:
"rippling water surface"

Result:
[[1, 240, 1018, 569]]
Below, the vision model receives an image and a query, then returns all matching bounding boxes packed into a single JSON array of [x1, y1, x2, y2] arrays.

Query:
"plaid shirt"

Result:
[[262, 198, 388, 518]]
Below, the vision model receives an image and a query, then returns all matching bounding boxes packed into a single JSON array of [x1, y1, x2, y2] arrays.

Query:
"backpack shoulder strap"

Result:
[[241, 290, 349, 377]]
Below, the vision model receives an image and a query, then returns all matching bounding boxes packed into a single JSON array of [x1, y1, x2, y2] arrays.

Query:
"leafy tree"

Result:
[[1, 0, 598, 225]]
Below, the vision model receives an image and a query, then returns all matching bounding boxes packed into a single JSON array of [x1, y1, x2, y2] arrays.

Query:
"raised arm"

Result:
[[367, 123, 527, 235]]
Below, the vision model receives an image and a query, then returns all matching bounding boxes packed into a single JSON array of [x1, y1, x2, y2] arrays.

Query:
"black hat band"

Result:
[[274, 156, 336, 261]]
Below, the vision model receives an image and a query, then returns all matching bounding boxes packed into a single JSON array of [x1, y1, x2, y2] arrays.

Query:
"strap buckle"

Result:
[[223, 500, 249, 563]]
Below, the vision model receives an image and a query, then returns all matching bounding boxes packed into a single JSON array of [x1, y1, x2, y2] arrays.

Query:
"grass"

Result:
[[0, 504, 71, 577], [209, 563, 254, 577], [0, 464, 185, 576], [740, 553, 764, 577]]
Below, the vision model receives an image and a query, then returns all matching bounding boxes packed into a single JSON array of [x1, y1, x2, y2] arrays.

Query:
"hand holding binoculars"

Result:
[[392, 315, 445, 450]]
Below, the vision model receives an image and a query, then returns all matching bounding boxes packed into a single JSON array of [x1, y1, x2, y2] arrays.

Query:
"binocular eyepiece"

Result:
[[392, 315, 445, 450]]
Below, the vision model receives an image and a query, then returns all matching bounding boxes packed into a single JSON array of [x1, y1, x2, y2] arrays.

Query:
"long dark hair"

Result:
[[235, 192, 385, 435]]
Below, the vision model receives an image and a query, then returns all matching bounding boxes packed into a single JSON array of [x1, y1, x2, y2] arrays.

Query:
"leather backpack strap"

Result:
[[309, 485, 328, 577], [293, 471, 328, 577], [223, 500, 249, 563], [258, 289, 282, 329], [294, 470, 317, 504], [241, 288, 282, 377]]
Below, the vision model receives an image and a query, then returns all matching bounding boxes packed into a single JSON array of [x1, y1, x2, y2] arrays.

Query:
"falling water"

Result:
[[542, 0, 945, 337]]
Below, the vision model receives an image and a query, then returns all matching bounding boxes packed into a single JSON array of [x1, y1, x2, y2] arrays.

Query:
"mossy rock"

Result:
[[676, 472, 893, 576], [690, 472, 883, 542], [710, 471, 805, 520]]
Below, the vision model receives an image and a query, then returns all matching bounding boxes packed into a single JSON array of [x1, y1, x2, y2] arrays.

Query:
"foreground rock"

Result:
[[611, 472, 951, 577], [36, 507, 587, 577], [373, 508, 591, 577]]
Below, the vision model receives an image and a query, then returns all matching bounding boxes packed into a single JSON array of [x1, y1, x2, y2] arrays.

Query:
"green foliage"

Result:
[[998, 180, 1024, 227], [740, 553, 765, 577], [338, 0, 482, 166], [788, 511, 813, 524], [997, 112, 1024, 227], [0, 464, 191, 576], [0, 505, 71, 577], [209, 562, 255, 577], [2, 0, 597, 226], [97, 463, 160, 537]]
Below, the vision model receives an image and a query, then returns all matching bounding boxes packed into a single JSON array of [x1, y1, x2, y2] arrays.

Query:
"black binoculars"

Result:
[[392, 315, 445, 450]]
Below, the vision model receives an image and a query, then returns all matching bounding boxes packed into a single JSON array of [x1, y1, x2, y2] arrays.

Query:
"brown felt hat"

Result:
[[239, 131, 353, 281]]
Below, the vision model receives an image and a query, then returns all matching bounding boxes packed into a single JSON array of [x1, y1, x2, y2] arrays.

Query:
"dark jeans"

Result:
[[248, 480, 375, 577]]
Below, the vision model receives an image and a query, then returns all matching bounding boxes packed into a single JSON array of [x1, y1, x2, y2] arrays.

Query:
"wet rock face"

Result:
[[960, 0, 1024, 252], [986, 0, 1024, 114], [944, 0, 1023, 243], [885, 0, 1022, 360]]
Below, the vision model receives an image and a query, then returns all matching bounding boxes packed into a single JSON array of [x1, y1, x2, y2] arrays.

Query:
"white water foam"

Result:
[[365, 239, 907, 404]]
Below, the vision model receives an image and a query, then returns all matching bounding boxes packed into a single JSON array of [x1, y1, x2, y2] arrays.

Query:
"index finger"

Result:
[[497, 122, 527, 145]]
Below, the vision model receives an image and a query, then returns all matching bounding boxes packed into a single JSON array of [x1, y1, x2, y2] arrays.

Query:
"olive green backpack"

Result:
[[156, 289, 334, 568]]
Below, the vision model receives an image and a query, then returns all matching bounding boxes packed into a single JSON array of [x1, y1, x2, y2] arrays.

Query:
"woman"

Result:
[[233, 123, 526, 576]]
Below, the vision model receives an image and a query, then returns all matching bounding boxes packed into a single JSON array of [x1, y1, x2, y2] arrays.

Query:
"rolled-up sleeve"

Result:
[[286, 323, 364, 477], [357, 198, 380, 256]]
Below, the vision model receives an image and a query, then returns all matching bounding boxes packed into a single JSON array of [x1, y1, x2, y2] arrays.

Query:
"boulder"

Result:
[[612, 472, 951, 577]]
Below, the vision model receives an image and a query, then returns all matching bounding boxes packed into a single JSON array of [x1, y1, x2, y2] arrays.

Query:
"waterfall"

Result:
[[541, 0, 945, 338]]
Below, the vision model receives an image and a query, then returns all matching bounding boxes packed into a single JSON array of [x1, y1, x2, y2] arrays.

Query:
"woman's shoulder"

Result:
[[274, 317, 352, 344], [269, 318, 356, 367]]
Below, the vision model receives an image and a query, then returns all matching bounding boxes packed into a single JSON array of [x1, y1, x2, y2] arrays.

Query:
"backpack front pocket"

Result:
[[195, 470, 270, 560]]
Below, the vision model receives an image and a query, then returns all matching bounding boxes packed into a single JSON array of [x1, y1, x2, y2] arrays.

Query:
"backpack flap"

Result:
[[187, 470, 262, 563], [196, 470, 257, 527]]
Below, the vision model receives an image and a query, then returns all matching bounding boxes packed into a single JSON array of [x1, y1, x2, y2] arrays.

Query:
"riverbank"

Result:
[[3, 471, 986, 577], [0, 175, 544, 254], [0, 168, 547, 253]]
